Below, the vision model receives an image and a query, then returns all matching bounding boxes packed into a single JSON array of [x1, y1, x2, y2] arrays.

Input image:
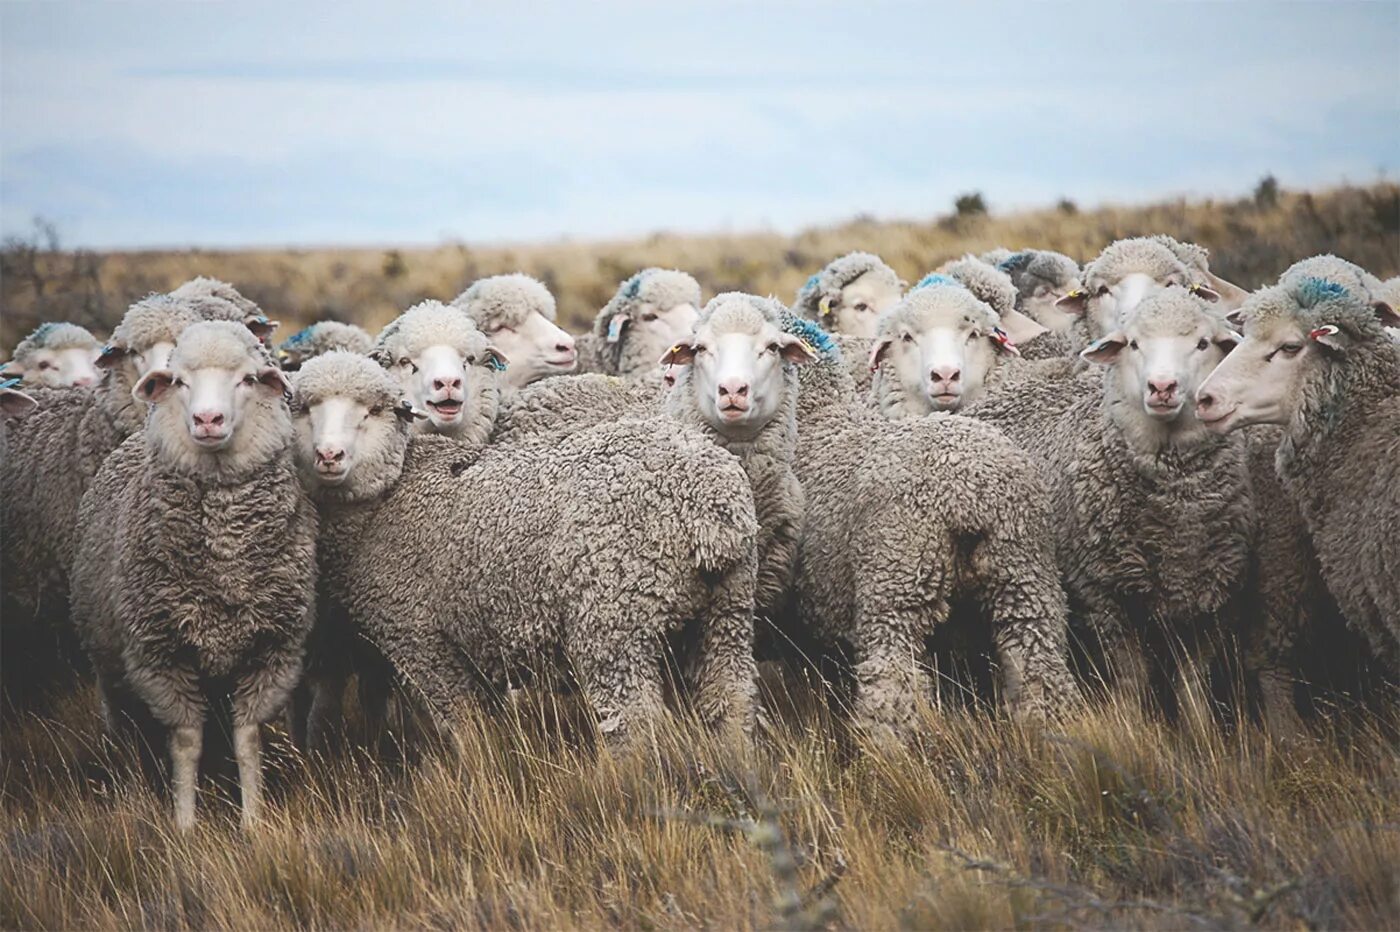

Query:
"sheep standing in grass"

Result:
[[452, 273, 577, 389], [2, 322, 102, 388], [580, 268, 702, 382], [291, 351, 759, 747], [993, 249, 1083, 333], [71, 322, 316, 830], [277, 321, 373, 370], [967, 290, 1252, 709], [1197, 278, 1400, 671], [784, 316, 1075, 737]]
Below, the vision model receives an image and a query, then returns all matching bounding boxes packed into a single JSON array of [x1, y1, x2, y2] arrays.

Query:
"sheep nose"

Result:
[[718, 380, 749, 399], [931, 365, 961, 384], [433, 376, 462, 392], [1148, 377, 1178, 397], [73, 376, 95, 387], [1196, 390, 1216, 412], [555, 336, 576, 353], [192, 411, 224, 428], [315, 446, 345, 465]]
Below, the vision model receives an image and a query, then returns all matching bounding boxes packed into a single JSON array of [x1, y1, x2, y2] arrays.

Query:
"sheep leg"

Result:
[[976, 549, 1077, 722], [1084, 602, 1150, 704], [304, 672, 346, 755], [690, 567, 759, 743], [572, 633, 668, 751], [231, 654, 303, 829], [852, 616, 932, 746], [170, 724, 202, 832], [373, 625, 476, 749]]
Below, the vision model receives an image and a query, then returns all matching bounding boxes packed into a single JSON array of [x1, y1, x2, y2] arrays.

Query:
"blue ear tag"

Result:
[[0, 377, 21, 391], [606, 315, 628, 343], [487, 356, 508, 372]]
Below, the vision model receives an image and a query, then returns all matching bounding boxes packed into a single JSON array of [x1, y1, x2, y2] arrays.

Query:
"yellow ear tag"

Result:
[[818, 296, 833, 318], [1067, 289, 1086, 299], [799, 339, 816, 356]]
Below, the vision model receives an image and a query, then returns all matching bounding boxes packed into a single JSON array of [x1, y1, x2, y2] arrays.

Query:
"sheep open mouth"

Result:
[[429, 400, 462, 417]]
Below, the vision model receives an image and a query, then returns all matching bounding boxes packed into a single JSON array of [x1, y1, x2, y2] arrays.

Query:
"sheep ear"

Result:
[[989, 327, 1022, 357], [1206, 272, 1250, 310], [480, 346, 509, 372], [1308, 324, 1345, 351], [1080, 332, 1127, 365], [0, 388, 37, 418], [659, 342, 697, 367], [998, 309, 1047, 346], [256, 366, 290, 396], [133, 369, 175, 404], [867, 339, 893, 373], [244, 315, 278, 342], [1055, 289, 1091, 316], [778, 335, 818, 366], [1214, 329, 1243, 352], [368, 348, 392, 368], [1224, 307, 1246, 328], [393, 400, 427, 423], [95, 344, 128, 370], [605, 314, 630, 344], [0, 362, 23, 379], [1373, 301, 1400, 329], [1188, 283, 1221, 304]]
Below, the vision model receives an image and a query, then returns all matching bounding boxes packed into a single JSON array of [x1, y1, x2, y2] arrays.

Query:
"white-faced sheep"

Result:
[[793, 252, 905, 339], [291, 351, 760, 748], [1197, 277, 1400, 672], [277, 321, 374, 371], [2, 322, 102, 388], [992, 249, 1083, 333], [452, 273, 576, 389], [582, 268, 702, 382], [71, 321, 316, 830], [782, 316, 1076, 739], [966, 289, 1253, 711], [939, 257, 1071, 360], [169, 276, 278, 343]]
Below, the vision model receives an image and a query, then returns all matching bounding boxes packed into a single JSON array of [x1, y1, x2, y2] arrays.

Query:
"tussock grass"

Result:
[[3, 677, 1396, 929], [4, 182, 1397, 350]]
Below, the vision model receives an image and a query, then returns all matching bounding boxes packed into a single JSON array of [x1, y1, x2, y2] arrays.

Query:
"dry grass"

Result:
[[3, 182, 1398, 351], [3, 674, 1397, 930]]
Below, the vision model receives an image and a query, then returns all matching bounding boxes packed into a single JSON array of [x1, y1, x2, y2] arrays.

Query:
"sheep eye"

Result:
[[1196, 338, 1209, 351], [1096, 286, 1110, 297], [766, 342, 780, 355], [1129, 340, 1139, 350], [1281, 343, 1303, 355], [37, 361, 53, 370], [242, 374, 257, 385], [642, 313, 657, 322], [855, 303, 870, 313], [368, 405, 383, 417]]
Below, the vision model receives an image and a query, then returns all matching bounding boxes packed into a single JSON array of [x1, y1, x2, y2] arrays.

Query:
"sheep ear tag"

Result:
[[1309, 324, 1342, 350], [990, 327, 1021, 357], [394, 400, 428, 422], [818, 296, 833, 319], [606, 314, 629, 344]]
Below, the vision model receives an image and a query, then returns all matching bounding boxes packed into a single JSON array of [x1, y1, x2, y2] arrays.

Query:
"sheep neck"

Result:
[[1278, 338, 1400, 480]]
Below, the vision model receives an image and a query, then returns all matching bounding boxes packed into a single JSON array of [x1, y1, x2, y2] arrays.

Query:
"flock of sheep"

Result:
[[1, 240, 1397, 831]]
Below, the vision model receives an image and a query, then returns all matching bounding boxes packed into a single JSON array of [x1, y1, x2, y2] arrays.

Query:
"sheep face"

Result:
[[482, 311, 576, 389], [1083, 293, 1239, 425], [610, 300, 699, 375], [1195, 314, 1312, 434], [662, 301, 815, 438], [828, 271, 903, 339], [134, 323, 290, 464], [295, 393, 414, 487], [1020, 274, 1082, 333], [870, 290, 1012, 413], [1059, 243, 1218, 338], [4, 344, 100, 388]]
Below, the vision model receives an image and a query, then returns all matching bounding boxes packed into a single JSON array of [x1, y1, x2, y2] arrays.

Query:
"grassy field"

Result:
[[3, 183, 1399, 929], [2, 181, 1398, 351]]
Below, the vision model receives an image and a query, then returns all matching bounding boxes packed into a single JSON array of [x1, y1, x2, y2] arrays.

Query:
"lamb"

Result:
[[939, 257, 1072, 360], [965, 289, 1253, 712], [582, 268, 702, 381], [1196, 278, 1400, 672], [290, 351, 760, 748], [793, 251, 905, 339], [782, 314, 1076, 737], [71, 321, 316, 830], [452, 273, 577, 388], [277, 321, 374, 370], [992, 249, 1083, 333], [2, 322, 102, 388], [0, 295, 205, 704]]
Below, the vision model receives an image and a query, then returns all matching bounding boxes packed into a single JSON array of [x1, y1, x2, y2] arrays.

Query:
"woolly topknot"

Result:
[[913, 273, 963, 291], [778, 311, 840, 361], [1278, 255, 1384, 301], [108, 294, 203, 353], [452, 273, 557, 332], [697, 292, 788, 334], [278, 321, 374, 370], [939, 257, 1018, 316], [1084, 237, 1195, 288], [9, 322, 100, 362], [995, 249, 1081, 300], [877, 279, 1002, 343], [793, 252, 904, 324], [377, 300, 496, 363], [1150, 235, 1212, 279], [168, 320, 268, 372], [1236, 277, 1384, 342], [293, 350, 402, 412], [169, 277, 264, 319]]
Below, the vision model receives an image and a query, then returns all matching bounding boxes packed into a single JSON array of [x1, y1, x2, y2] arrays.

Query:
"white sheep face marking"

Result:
[[391, 343, 468, 433], [296, 395, 394, 486], [871, 307, 1005, 413], [665, 317, 814, 438], [12, 346, 101, 388], [1196, 318, 1313, 434], [832, 271, 903, 339], [620, 301, 698, 376], [485, 312, 576, 389], [135, 362, 287, 451]]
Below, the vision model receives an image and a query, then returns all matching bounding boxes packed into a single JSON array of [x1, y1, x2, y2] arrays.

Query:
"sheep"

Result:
[[452, 273, 577, 388], [1380, 276, 1400, 341], [781, 315, 1076, 739], [1196, 277, 1400, 672], [965, 289, 1253, 712], [2, 322, 102, 388], [277, 321, 374, 371], [939, 257, 1072, 359], [169, 276, 278, 343], [372, 300, 508, 441], [584, 268, 702, 381], [793, 251, 905, 339], [70, 321, 316, 830], [0, 295, 206, 705], [290, 352, 760, 749], [993, 249, 1083, 333], [1149, 235, 1251, 309]]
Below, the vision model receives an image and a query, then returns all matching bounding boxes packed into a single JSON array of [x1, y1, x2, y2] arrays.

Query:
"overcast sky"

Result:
[[2, 1, 1396, 249]]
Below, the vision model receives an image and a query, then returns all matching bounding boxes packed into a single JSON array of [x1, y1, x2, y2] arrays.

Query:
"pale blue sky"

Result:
[[2, 1, 1396, 248]]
